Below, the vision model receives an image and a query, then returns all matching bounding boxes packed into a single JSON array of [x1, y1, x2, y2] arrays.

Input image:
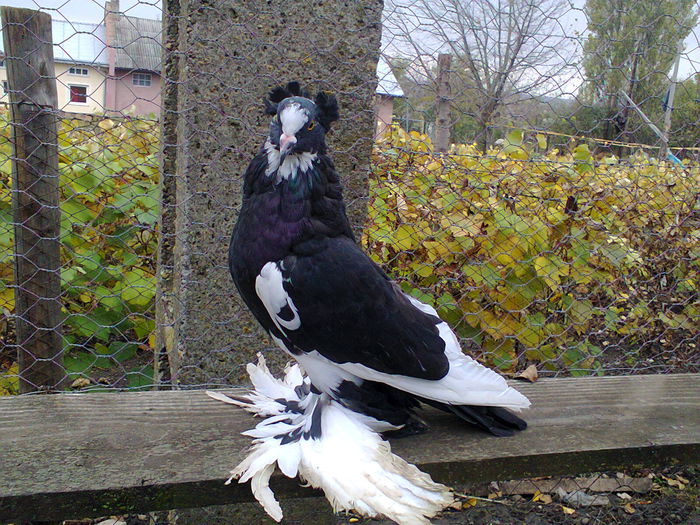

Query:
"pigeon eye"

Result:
[[307, 121, 316, 131]]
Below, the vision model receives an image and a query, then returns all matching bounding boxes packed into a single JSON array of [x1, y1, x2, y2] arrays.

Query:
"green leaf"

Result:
[[131, 316, 155, 339], [64, 350, 95, 377], [127, 365, 154, 391], [66, 314, 111, 342], [110, 342, 138, 362], [121, 269, 155, 307]]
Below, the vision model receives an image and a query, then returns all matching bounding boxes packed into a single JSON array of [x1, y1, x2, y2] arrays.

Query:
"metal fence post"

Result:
[[1, 7, 65, 392]]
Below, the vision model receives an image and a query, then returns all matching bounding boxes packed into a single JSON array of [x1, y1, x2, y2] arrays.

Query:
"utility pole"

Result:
[[662, 41, 684, 156], [619, 90, 668, 156]]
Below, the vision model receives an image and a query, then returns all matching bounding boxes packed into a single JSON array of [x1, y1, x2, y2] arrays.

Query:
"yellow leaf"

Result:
[[536, 133, 547, 149], [0, 287, 14, 311], [0, 363, 19, 396], [561, 506, 575, 515], [392, 225, 417, 251]]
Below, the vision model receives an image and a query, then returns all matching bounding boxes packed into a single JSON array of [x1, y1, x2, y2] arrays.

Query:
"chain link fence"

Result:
[[0, 0, 698, 523]]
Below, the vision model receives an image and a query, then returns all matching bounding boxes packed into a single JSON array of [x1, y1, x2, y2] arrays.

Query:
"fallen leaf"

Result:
[[70, 377, 91, 389], [555, 487, 609, 507], [676, 475, 690, 484], [618, 492, 632, 501], [561, 506, 576, 515], [448, 500, 463, 510], [623, 503, 635, 514], [515, 364, 538, 382], [540, 494, 553, 504], [463, 498, 478, 508], [532, 490, 542, 502], [663, 476, 686, 489]]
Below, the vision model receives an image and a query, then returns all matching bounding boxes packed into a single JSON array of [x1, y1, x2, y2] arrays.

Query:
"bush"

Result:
[[0, 111, 159, 389], [364, 126, 699, 375]]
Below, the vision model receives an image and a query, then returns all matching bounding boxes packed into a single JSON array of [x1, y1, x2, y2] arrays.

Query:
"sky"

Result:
[[2, 0, 698, 87], [0, 0, 162, 22]]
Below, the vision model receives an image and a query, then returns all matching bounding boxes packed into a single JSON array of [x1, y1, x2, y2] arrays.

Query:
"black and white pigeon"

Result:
[[208, 82, 530, 525]]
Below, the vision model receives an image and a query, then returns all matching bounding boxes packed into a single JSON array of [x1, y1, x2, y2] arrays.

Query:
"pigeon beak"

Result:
[[279, 133, 297, 164]]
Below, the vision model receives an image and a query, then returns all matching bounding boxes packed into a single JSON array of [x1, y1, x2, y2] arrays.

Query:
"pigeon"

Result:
[[209, 82, 530, 525]]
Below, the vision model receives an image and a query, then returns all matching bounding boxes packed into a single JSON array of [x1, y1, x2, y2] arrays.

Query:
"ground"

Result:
[[39, 465, 698, 525]]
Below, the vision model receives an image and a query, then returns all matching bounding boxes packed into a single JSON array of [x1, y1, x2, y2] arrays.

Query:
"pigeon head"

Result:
[[264, 82, 339, 166]]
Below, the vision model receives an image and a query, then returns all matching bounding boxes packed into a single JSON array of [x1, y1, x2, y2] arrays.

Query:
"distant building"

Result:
[[375, 57, 404, 136], [104, 0, 163, 117], [0, 20, 108, 114]]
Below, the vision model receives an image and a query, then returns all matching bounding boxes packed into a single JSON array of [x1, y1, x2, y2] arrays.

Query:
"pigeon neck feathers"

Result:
[[263, 139, 318, 183]]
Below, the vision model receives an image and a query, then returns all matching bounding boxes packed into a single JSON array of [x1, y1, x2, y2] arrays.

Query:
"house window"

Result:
[[69, 85, 88, 103], [132, 73, 152, 87], [2, 81, 8, 96], [0, 59, 5, 68], [68, 66, 89, 76]]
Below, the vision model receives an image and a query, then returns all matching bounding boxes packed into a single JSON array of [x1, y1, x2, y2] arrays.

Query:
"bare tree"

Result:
[[384, 0, 575, 149]]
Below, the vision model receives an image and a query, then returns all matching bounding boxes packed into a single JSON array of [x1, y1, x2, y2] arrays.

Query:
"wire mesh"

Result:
[[0, 0, 698, 523]]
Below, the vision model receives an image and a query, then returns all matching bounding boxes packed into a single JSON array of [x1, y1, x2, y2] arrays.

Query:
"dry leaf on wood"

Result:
[[515, 364, 538, 382], [70, 377, 91, 389]]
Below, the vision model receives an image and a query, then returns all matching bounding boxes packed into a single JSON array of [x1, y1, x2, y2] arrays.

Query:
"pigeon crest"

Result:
[[263, 81, 339, 132]]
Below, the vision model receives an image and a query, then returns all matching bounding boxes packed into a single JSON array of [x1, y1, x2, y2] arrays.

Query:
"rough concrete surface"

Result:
[[160, 0, 383, 385]]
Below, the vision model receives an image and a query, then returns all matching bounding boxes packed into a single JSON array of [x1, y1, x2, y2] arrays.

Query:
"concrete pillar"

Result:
[[159, 0, 383, 386]]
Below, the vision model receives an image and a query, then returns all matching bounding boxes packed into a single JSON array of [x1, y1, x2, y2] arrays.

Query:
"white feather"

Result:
[[264, 137, 318, 182], [205, 390, 242, 405], [279, 103, 308, 136], [277, 151, 317, 181], [255, 263, 301, 335], [251, 462, 283, 522], [210, 355, 454, 525]]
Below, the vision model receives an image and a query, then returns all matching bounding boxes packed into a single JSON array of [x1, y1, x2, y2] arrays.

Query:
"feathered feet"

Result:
[[207, 354, 454, 525]]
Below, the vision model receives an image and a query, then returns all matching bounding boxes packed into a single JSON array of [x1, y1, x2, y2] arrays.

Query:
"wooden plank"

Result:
[[434, 53, 452, 153], [0, 374, 698, 522], [0, 7, 64, 393]]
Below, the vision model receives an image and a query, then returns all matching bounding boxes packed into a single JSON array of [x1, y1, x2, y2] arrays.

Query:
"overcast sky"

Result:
[[2, 0, 698, 84], [0, 0, 162, 22]]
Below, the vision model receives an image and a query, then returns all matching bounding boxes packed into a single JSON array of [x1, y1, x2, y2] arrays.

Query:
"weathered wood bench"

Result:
[[1, 374, 698, 523]]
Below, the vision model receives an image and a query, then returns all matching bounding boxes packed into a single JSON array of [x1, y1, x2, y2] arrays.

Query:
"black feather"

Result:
[[314, 91, 339, 131], [420, 397, 527, 437], [264, 81, 312, 115]]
